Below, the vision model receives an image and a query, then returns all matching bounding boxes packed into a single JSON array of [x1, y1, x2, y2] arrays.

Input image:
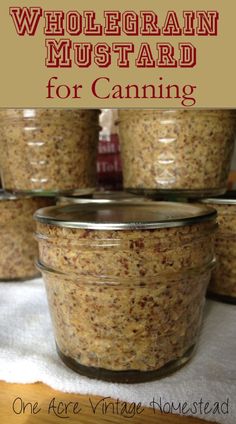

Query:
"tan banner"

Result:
[[0, 0, 235, 107]]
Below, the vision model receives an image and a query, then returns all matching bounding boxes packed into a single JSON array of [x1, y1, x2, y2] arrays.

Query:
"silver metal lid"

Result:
[[34, 201, 216, 230], [57, 191, 147, 205], [201, 191, 236, 205]]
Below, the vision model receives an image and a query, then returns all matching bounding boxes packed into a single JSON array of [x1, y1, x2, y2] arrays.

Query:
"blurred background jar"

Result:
[[97, 109, 123, 190], [0, 109, 100, 196], [0, 192, 53, 280], [118, 110, 236, 198], [202, 192, 236, 304]]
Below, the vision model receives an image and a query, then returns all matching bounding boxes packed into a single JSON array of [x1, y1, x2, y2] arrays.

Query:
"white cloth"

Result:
[[0, 279, 235, 424]]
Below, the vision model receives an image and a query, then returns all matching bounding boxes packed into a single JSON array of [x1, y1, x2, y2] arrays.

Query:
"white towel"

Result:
[[0, 279, 235, 424]]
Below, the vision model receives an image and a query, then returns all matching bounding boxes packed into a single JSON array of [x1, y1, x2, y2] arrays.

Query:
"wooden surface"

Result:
[[0, 381, 213, 424]]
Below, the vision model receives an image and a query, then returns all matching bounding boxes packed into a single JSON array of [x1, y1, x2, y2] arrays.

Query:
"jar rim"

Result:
[[201, 191, 236, 206], [34, 201, 216, 230], [0, 108, 100, 122], [118, 109, 236, 122]]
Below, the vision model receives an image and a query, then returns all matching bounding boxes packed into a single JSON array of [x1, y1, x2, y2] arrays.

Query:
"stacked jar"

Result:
[[0, 192, 53, 280], [201, 192, 236, 304], [0, 109, 100, 195], [118, 109, 236, 305], [118, 110, 235, 197], [0, 108, 100, 280]]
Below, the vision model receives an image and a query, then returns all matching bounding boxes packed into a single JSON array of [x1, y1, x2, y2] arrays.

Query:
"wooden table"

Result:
[[0, 381, 213, 424]]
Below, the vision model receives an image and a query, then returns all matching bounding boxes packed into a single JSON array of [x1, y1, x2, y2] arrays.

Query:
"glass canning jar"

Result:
[[0, 192, 53, 280], [35, 201, 216, 383], [118, 110, 236, 198], [0, 109, 100, 196], [202, 192, 236, 304]]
